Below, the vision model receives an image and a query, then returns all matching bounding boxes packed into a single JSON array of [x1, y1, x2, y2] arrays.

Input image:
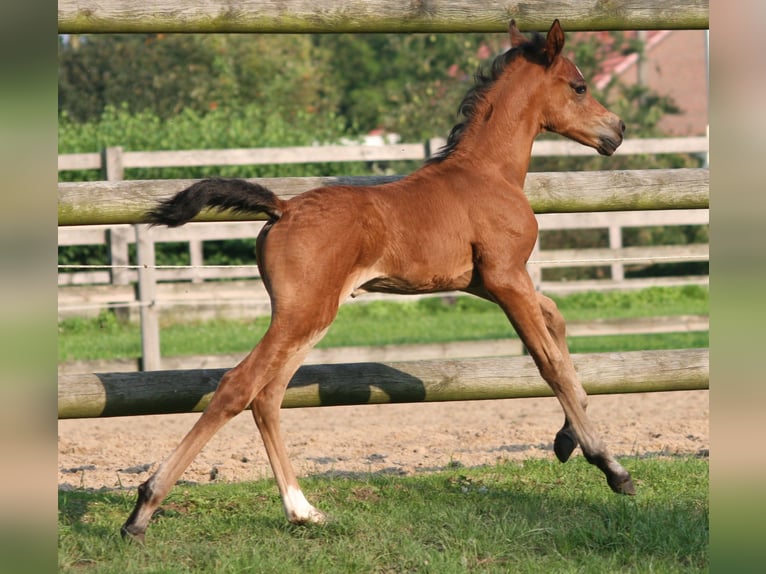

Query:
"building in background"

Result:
[[592, 30, 708, 136]]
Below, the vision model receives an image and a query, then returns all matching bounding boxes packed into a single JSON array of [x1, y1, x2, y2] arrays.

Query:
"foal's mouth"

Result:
[[595, 119, 625, 156], [596, 134, 622, 156]]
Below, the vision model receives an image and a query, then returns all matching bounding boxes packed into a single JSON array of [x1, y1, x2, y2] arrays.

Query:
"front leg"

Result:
[[478, 267, 635, 495]]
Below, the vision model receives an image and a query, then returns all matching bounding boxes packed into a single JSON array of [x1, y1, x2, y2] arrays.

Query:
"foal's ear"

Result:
[[509, 19, 528, 48], [544, 19, 566, 64]]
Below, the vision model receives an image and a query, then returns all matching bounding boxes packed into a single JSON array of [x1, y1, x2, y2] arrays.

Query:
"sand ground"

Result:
[[58, 390, 708, 491]]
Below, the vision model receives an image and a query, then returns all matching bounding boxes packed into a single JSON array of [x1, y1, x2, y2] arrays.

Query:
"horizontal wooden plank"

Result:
[[57, 212, 708, 251], [57, 274, 709, 321], [152, 221, 267, 242], [566, 314, 708, 336], [57, 138, 709, 173], [58, 271, 112, 286], [57, 240, 709, 286], [58, 152, 101, 171], [58, 315, 707, 375], [57, 226, 109, 246], [59, 339, 528, 375], [536, 209, 708, 230], [58, 0, 709, 34], [57, 349, 709, 418], [57, 168, 709, 226], [531, 243, 709, 268], [539, 275, 708, 295], [122, 143, 428, 168], [533, 136, 708, 157], [525, 169, 709, 213]]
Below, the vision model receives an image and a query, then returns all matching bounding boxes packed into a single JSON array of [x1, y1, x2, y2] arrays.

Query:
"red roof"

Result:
[[570, 30, 672, 90]]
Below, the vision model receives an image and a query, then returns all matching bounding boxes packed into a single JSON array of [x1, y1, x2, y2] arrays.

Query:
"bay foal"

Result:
[[123, 20, 634, 541]]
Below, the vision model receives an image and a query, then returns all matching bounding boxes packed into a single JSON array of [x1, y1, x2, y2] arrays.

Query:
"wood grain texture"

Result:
[[57, 138, 709, 173], [57, 168, 709, 226], [58, 349, 709, 418], [58, 1, 709, 33]]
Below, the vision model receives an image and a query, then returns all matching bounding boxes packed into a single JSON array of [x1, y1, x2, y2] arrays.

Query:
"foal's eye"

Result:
[[573, 84, 587, 95]]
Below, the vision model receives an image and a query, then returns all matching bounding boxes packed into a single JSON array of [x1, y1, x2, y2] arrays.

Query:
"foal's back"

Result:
[[264, 164, 509, 298]]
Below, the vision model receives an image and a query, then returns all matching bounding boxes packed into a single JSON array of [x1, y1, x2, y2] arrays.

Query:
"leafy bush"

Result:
[[58, 104, 374, 268], [58, 104, 371, 182]]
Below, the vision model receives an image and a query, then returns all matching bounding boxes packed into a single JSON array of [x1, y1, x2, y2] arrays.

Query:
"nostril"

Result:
[[619, 120, 626, 134]]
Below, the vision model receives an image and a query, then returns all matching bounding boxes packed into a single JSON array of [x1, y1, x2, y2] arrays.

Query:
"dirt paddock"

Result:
[[58, 389, 708, 491]]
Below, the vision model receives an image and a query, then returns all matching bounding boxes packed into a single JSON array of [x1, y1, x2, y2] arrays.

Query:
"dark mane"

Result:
[[426, 32, 549, 164]]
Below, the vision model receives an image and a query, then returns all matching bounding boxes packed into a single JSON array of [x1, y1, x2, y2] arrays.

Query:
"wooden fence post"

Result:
[[106, 226, 130, 286], [425, 137, 446, 160], [101, 147, 131, 313], [189, 239, 204, 283], [102, 145, 162, 369], [135, 224, 161, 371], [101, 146, 124, 181], [528, 237, 542, 291], [609, 224, 625, 281]]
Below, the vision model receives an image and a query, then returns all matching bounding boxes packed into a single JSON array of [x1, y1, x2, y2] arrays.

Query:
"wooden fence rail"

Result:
[[59, 168, 708, 226], [57, 137, 709, 173], [57, 209, 710, 289], [58, 0, 709, 34], [58, 349, 709, 419], [58, 140, 709, 368], [58, 313, 710, 376], [58, 137, 709, 292], [57, 3, 709, 423]]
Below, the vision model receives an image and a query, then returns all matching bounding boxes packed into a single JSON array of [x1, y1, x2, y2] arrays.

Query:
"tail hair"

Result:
[[147, 178, 283, 227]]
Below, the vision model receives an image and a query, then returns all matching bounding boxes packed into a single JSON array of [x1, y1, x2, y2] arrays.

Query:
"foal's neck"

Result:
[[437, 65, 544, 190]]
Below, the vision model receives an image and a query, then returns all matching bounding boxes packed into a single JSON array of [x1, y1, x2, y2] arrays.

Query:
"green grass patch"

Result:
[[58, 456, 708, 573], [58, 286, 709, 362]]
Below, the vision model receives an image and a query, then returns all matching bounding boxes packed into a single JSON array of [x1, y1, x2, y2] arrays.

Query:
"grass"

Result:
[[58, 456, 708, 573], [58, 285, 709, 362], [58, 286, 709, 569]]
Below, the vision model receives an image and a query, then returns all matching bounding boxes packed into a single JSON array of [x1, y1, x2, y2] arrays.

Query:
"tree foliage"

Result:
[[58, 34, 341, 124], [59, 32, 513, 143], [58, 30, 685, 145], [58, 31, 705, 279]]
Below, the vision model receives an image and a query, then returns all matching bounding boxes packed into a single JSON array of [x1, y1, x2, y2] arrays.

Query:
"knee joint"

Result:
[[539, 296, 565, 332], [211, 371, 253, 416]]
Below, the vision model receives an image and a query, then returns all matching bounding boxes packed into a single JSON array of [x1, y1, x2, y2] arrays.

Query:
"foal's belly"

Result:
[[354, 268, 475, 296]]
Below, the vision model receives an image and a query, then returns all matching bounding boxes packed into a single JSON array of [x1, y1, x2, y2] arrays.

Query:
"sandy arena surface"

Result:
[[58, 390, 708, 491]]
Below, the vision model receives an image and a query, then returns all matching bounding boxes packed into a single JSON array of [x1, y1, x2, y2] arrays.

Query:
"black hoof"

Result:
[[553, 429, 577, 462], [607, 472, 636, 495]]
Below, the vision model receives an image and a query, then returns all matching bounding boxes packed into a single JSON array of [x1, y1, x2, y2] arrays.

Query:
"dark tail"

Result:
[[147, 177, 284, 227]]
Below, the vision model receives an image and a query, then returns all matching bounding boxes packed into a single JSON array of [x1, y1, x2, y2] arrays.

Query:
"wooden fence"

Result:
[[57, 209, 709, 309], [57, 2, 709, 416], [58, 0, 710, 33], [58, 137, 708, 292], [58, 138, 709, 371], [58, 348, 709, 418]]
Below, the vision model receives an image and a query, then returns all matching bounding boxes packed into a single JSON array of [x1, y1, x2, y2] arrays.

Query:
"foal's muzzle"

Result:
[[597, 119, 626, 156]]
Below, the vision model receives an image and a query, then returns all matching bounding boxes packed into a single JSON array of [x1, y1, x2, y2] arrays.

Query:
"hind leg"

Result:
[[121, 351, 270, 541], [481, 268, 634, 494], [120, 316, 333, 541], [252, 375, 327, 524], [248, 315, 335, 524], [536, 293, 586, 463]]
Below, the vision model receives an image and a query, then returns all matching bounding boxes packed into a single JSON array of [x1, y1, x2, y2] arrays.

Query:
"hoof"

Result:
[[120, 523, 146, 543], [553, 429, 577, 463], [289, 507, 328, 526], [607, 473, 636, 495]]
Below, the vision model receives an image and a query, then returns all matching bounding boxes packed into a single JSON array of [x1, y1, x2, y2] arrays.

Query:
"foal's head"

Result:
[[428, 20, 625, 165], [511, 19, 625, 155]]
